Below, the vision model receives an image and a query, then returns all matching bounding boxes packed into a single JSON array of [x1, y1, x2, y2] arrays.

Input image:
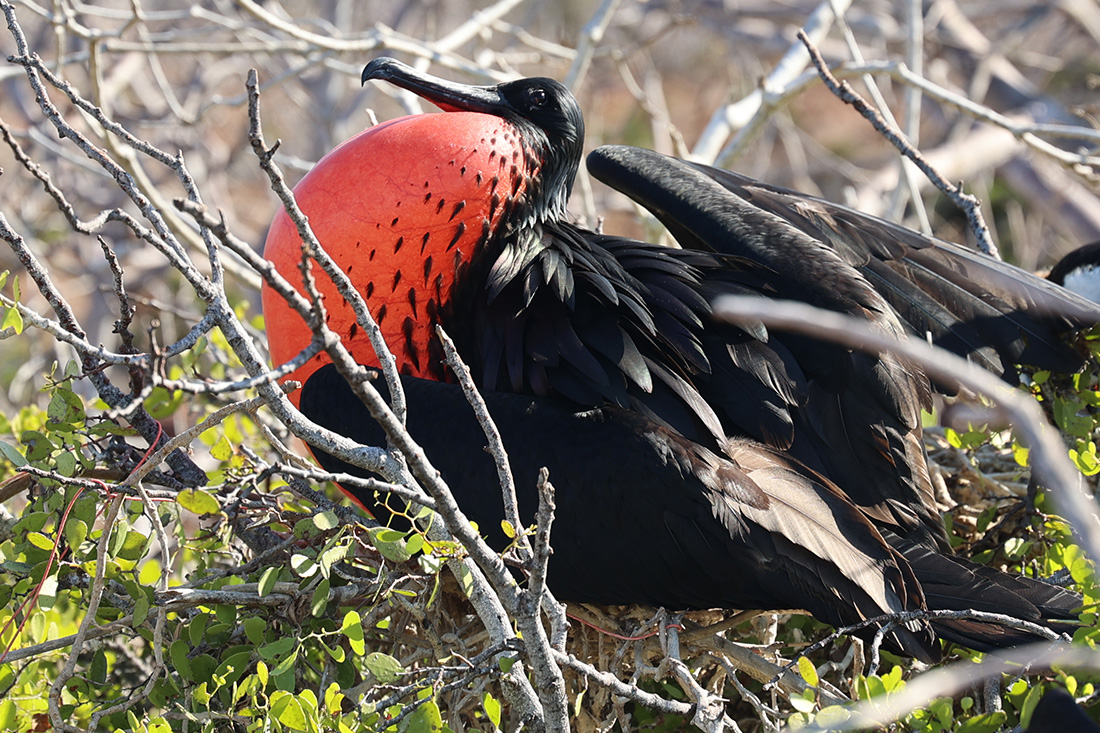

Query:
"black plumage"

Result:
[[1028, 689, 1100, 733], [1049, 241, 1100, 304], [302, 365, 1078, 662], [292, 59, 1094, 659]]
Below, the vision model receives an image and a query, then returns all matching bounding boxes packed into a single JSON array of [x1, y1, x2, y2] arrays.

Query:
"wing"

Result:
[[448, 213, 945, 548], [587, 145, 1100, 378]]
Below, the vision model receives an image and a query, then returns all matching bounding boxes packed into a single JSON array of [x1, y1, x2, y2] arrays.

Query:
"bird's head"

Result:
[[362, 58, 583, 222]]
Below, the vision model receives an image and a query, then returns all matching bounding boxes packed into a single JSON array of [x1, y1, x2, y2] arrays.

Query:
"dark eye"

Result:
[[527, 87, 547, 109]]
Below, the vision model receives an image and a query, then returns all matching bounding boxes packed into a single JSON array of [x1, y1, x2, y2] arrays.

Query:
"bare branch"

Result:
[[797, 29, 1000, 258]]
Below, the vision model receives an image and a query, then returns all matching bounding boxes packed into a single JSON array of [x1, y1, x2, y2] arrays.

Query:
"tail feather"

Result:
[[887, 530, 1078, 651]]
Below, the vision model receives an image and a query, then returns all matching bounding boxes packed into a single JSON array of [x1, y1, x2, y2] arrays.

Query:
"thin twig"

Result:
[[798, 29, 1000, 258], [47, 494, 123, 732], [436, 325, 527, 560]]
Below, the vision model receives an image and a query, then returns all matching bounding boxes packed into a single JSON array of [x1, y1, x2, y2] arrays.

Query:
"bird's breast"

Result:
[[262, 112, 530, 398]]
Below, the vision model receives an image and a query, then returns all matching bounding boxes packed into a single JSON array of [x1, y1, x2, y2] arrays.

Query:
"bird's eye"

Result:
[[527, 87, 547, 109]]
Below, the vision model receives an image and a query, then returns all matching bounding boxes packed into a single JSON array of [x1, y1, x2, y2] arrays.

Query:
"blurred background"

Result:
[[1, 0, 1097, 406]]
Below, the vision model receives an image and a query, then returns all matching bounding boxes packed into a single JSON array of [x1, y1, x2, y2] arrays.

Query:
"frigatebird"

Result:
[[1049, 242, 1100, 303], [262, 58, 1092, 661]]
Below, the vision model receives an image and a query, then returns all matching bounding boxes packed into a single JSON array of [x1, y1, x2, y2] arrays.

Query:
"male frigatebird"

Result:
[[263, 59, 1092, 662]]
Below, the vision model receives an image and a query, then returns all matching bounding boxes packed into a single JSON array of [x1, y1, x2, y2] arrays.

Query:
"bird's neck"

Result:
[[359, 127, 576, 381]]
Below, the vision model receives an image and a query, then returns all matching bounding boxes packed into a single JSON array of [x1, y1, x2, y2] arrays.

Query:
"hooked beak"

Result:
[[361, 58, 507, 114]]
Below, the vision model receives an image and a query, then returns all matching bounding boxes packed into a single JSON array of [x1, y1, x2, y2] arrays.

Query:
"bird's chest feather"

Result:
[[262, 112, 533, 390]]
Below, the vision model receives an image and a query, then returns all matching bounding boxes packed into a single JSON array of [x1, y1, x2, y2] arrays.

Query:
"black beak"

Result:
[[361, 58, 507, 114]]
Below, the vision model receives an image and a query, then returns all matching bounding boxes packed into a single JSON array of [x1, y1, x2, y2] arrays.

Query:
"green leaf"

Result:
[[47, 388, 85, 426], [498, 655, 515, 674], [90, 648, 108, 684], [270, 647, 299, 678], [188, 614, 210, 647], [107, 520, 130, 558], [975, 504, 999, 534], [1003, 537, 1027, 558], [1021, 685, 1044, 727], [117, 527, 150, 561], [190, 654, 217, 685], [258, 637, 296, 661], [483, 692, 502, 728], [133, 593, 150, 627], [21, 430, 52, 461], [373, 528, 405, 543], [0, 700, 16, 731], [36, 574, 57, 609], [27, 531, 55, 551], [215, 649, 253, 687], [170, 639, 192, 680], [258, 566, 279, 597], [790, 689, 816, 713], [313, 510, 339, 531], [0, 440, 27, 467], [797, 656, 819, 687], [375, 536, 412, 563], [72, 495, 97, 527], [55, 450, 77, 477], [144, 387, 183, 419], [64, 517, 88, 550], [178, 488, 220, 516], [1012, 441, 1030, 467], [405, 698, 444, 733], [816, 706, 851, 727], [292, 517, 318, 539], [1070, 441, 1100, 476], [148, 718, 171, 733], [13, 511, 48, 534], [955, 711, 1007, 733], [321, 640, 346, 663], [342, 611, 365, 655], [1054, 398, 1094, 438], [324, 682, 344, 715], [364, 652, 403, 684], [319, 545, 349, 578], [272, 691, 309, 731], [930, 696, 953, 725], [291, 553, 317, 578], [210, 435, 233, 461], [244, 616, 267, 646], [2, 307, 23, 335], [311, 579, 330, 617]]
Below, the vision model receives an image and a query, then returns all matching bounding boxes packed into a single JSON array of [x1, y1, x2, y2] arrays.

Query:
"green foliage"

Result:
[[777, 344, 1100, 731], [0, 319, 484, 731]]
